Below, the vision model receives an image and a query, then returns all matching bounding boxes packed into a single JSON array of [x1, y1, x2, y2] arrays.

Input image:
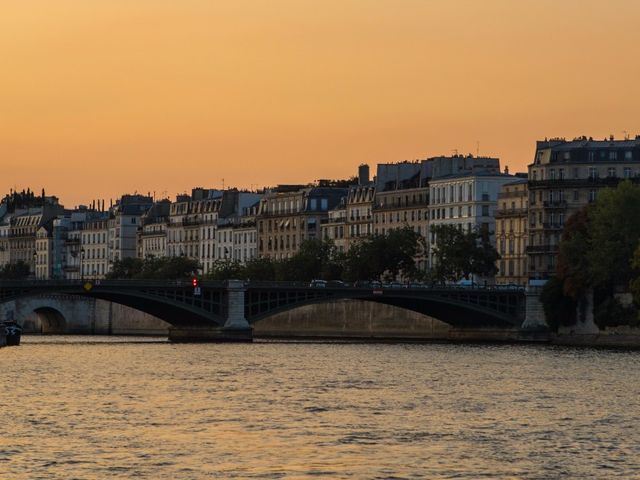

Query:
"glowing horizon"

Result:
[[2, 0, 639, 206]]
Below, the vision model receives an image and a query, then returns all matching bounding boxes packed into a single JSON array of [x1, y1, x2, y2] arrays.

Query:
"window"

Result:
[[588, 167, 598, 179], [573, 190, 579, 201], [609, 151, 617, 160], [624, 168, 632, 178], [607, 167, 616, 178], [589, 190, 597, 203], [481, 205, 489, 216], [625, 151, 633, 160]]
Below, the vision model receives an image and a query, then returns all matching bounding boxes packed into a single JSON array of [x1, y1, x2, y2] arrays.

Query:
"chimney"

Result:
[[358, 164, 370, 186]]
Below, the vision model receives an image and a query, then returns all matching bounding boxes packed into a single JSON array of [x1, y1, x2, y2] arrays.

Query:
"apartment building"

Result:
[[527, 137, 640, 279], [82, 217, 109, 279], [428, 171, 516, 275], [495, 178, 528, 285], [35, 225, 53, 279], [139, 200, 170, 259], [108, 195, 153, 265], [257, 186, 347, 260]]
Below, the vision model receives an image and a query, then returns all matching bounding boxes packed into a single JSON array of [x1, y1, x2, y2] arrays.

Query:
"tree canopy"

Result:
[[429, 224, 499, 283], [543, 181, 640, 329]]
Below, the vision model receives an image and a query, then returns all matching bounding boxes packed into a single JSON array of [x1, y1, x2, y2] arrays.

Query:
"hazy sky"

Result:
[[2, 0, 639, 206]]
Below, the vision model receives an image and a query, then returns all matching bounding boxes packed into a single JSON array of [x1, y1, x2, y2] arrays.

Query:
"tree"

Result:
[[540, 276, 577, 331], [206, 259, 244, 281], [556, 207, 592, 299], [106, 258, 144, 279], [107, 256, 199, 280], [631, 244, 640, 311], [243, 257, 277, 281], [0, 261, 31, 280], [343, 226, 424, 281], [587, 181, 640, 289], [429, 225, 499, 283]]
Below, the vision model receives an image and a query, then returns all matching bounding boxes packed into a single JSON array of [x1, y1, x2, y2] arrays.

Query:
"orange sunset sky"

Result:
[[2, 0, 639, 206]]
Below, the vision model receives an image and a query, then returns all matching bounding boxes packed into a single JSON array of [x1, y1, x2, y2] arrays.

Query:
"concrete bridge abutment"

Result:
[[168, 280, 252, 343]]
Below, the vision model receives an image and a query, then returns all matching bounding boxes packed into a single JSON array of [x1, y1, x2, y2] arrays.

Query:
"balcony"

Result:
[[542, 223, 563, 230], [543, 200, 567, 208], [526, 244, 557, 254], [529, 177, 640, 188], [182, 218, 202, 227], [496, 208, 528, 218]]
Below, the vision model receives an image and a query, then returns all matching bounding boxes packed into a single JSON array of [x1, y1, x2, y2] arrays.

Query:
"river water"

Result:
[[2, 336, 639, 479]]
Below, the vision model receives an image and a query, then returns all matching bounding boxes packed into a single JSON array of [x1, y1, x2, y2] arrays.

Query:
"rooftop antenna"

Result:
[[476, 141, 480, 157], [623, 130, 630, 140], [221, 178, 225, 190]]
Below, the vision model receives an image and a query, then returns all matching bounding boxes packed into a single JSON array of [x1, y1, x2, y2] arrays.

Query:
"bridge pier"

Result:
[[521, 286, 549, 331], [168, 280, 252, 343]]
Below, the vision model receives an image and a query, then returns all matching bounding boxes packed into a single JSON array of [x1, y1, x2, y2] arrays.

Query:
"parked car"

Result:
[[327, 280, 346, 287], [309, 279, 327, 288]]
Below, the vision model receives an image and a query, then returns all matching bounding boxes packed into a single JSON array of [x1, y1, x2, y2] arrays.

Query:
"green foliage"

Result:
[[107, 256, 200, 280], [344, 226, 424, 281], [588, 181, 640, 289], [551, 181, 640, 328], [557, 208, 592, 299], [242, 257, 277, 281], [539, 276, 577, 331], [630, 244, 640, 313], [0, 260, 31, 280], [593, 296, 638, 329], [205, 259, 245, 281], [429, 225, 499, 283]]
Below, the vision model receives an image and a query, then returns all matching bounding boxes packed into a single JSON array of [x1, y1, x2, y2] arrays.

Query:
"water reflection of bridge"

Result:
[[0, 280, 533, 342]]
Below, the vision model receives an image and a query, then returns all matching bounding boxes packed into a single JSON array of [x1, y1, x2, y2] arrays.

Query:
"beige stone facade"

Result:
[[495, 179, 528, 285], [257, 186, 347, 260]]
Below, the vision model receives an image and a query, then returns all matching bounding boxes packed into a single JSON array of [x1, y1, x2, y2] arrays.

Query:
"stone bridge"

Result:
[[0, 279, 539, 342]]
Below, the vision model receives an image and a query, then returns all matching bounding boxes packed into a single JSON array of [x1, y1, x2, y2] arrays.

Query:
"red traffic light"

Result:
[[191, 277, 199, 288]]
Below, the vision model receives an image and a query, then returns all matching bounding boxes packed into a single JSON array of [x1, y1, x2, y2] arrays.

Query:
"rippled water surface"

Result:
[[2, 336, 640, 479]]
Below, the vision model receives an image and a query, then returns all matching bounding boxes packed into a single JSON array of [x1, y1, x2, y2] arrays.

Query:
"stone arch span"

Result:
[[245, 291, 524, 328], [33, 306, 67, 334]]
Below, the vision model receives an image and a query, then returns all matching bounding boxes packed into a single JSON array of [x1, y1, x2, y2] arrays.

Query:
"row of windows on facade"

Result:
[[260, 232, 320, 251], [529, 211, 566, 227], [498, 218, 527, 233], [259, 218, 318, 233], [378, 193, 428, 208], [498, 237, 526, 255], [264, 198, 329, 214], [530, 189, 599, 205], [548, 150, 635, 162], [531, 166, 636, 181], [498, 258, 526, 277], [430, 183, 492, 205]]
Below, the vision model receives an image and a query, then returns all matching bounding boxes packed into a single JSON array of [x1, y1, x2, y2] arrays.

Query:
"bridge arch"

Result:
[[33, 306, 67, 334], [245, 289, 524, 328]]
